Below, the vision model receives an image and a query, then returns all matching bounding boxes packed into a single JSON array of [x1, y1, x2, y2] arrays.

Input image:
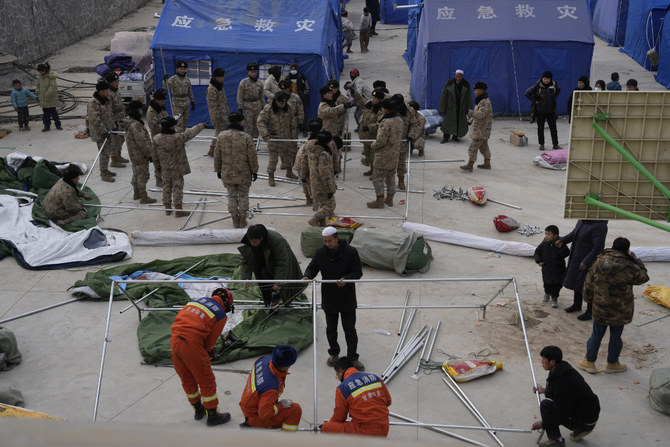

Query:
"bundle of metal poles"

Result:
[[382, 305, 432, 383]]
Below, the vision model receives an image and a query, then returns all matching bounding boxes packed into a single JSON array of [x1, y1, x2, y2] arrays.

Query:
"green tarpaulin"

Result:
[[71, 253, 314, 364]]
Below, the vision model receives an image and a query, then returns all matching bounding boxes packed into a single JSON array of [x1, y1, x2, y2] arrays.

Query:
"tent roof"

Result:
[[150, 0, 338, 54], [422, 0, 593, 43]]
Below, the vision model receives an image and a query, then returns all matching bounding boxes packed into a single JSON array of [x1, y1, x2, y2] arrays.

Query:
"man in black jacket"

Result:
[[531, 346, 600, 446], [303, 227, 364, 370], [525, 71, 561, 150]]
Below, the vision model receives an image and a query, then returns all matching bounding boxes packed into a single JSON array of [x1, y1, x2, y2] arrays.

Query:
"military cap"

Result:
[[229, 111, 244, 123], [95, 80, 109, 91], [212, 68, 225, 77], [176, 60, 188, 68], [246, 62, 259, 71]]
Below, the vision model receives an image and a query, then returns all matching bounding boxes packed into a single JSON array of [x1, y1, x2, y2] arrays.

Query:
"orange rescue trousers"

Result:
[[321, 420, 389, 437], [246, 403, 302, 430], [171, 335, 219, 409]]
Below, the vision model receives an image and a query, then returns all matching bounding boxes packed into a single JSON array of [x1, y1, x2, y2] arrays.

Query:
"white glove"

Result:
[[279, 399, 293, 408]]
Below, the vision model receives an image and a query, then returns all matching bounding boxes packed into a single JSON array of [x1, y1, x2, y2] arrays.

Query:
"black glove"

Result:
[[239, 108, 244, 115], [113, 122, 119, 131], [344, 101, 354, 109], [190, 101, 195, 111], [327, 192, 334, 199], [102, 132, 111, 139], [361, 126, 369, 132], [298, 123, 306, 132], [163, 74, 169, 81], [217, 171, 221, 179], [251, 173, 257, 182], [407, 137, 413, 143]]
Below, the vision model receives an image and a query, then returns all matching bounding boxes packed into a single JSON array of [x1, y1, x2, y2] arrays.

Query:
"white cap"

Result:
[[455, 69, 464, 75], [322, 226, 337, 236]]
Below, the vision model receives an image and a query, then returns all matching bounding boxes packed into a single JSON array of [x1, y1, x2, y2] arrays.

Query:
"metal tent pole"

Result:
[[311, 280, 318, 431], [389, 412, 488, 447], [93, 279, 116, 422], [425, 320, 441, 361], [513, 278, 541, 407], [397, 289, 410, 335], [0, 298, 81, 324], [389, 421, 531, 433], [81, 136, 108, 189], [414, 326, 433, 375]]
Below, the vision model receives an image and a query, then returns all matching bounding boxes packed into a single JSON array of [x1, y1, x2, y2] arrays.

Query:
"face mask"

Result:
[[594, 87, 602, 91], [290, 70, 297, 75]]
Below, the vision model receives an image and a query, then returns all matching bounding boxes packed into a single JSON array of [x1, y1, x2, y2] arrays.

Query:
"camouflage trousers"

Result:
[[397, 143, 410, 176], [301, 181, 312, 205], [173, 101, 190, 132], [223, 182, 250, 216], [162, 174, 184, 207], [362, 142, 372, 158], [53, 209, 88, 226], [413, 136, 425, 153], [468, 138, 491, 162], [267, 142, 294, 173], [313, 192, 335, 219], [209, 125, 226, 154], [243, 107, 262, 138], [130, 157, 150, 192], [151, 143, 162, 186], [373, 167, 396, 197], [96, 139, 110, 173], [109, 133, 125, 159]]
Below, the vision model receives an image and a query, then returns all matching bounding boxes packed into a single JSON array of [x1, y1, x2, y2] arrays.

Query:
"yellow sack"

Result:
[[0, 403, 62, 420], [442, 360, 503, 382], [644, 286, 670, 309]]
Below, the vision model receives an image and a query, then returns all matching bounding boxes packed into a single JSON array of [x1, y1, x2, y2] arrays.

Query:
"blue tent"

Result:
[[655, 9, 670, 86], [621, 0, 670, 70], [592, 0, 629, 46], [150, 0, 343, 127], [381, 0, 412, 24], [403, 3, 422, 69], [409, 0, 594, 116]]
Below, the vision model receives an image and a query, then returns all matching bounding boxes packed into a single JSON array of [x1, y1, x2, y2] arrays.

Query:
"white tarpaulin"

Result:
[[130, 229, 247, 246], [0, 195, 131, 269], [401, 221, 536, 257]]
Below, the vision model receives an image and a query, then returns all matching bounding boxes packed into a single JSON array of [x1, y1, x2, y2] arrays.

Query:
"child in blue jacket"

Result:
[[11, 80, 37, 131]]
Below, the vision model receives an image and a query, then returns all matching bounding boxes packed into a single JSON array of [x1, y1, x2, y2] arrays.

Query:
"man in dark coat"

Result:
[[438, 70, 472, 143], [237, 224, 304, 309], [366, 0, 380, 35], [525, 70, 561, 150], [302, 227, 364, 370], [556, 220, 608, 320], [577, 238, 649, 375], [532, 346, 600, 446], [567, 75, 592, 123]]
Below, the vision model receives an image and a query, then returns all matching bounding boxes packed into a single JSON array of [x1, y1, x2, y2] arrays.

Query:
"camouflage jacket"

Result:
[[257, 103, 297, 140], [371, 115, 403, 170], [288, 92, 304, 127], [87, 94, 113, 143], [213, 127, 259, 186], [237, 78, 264, 112], [307, 142, 336, 196], [146, 101, 168, 138], [297, 139, 314, 181], [359, 101, 382, 140], [318, 101, 347, 136], [108, 88, 125, 123], [123, 116, 152, 161], [153, 124, 205, 177], [43, 179, 82, 220], [206, 83, 230, 129], [410, 111, 427, 141], [165, 74, 193, 106], [583, 249, 649, 326], [468, 95, 493, 140]]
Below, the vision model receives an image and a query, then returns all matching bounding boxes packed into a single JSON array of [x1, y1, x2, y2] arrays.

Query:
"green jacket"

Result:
[[438, 78, 472, 138], [583, 249, 649, 326], [237, 228, 304, 303], [35, 72, 59, 108]]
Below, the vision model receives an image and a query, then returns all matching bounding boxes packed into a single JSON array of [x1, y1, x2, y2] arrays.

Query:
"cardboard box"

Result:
[[510, 133, 528, 146]]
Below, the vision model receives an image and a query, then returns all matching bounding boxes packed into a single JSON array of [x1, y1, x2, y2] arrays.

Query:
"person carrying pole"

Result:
[[321, 357, 392, 436], [170, 288, 234, 426]]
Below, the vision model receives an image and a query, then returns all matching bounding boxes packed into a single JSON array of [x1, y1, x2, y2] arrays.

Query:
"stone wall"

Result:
[[0, 0, 149, 63]]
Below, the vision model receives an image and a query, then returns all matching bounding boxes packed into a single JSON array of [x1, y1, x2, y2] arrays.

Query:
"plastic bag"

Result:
[[494, 215, 520, 232], [468, 186, 487, 206], [443, 360, 502, 382], [326, 217, 362, 229]]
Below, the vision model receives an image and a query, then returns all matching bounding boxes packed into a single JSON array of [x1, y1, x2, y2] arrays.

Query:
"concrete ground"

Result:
[[1, 1, 668, 445]]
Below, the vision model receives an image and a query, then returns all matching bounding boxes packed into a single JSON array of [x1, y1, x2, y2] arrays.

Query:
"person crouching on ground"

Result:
[[239, 345, 302, 431], [43, 165, 92, 225]]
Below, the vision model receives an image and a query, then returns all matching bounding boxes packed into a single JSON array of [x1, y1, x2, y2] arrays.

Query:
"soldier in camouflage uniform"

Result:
[[578, 237, 649, 375], [461, 82, 493, 172], [237, 62, 264, 138], [306, 131, 337, 227], [124, 100, 157, 204], [43, 165, 91, 225], [106, 72, 129, 167], [87, 80, 115, 182], [296, 119, 325, 206], [358, 90, 384, 176], [368, 98, 403, 208], [214, 112, 259, 229], [391, 94, 415, 190], [279, 80, 305, 170], [147, 89, 168, 187], [318, 85, 353, 138], [328, 80, 351, 137], [257, 92, 298, 186], [163, 60, 194, 132], [154, 116, 205, 217], [408, 101, 426, 157], [206, 68, 229, 157]]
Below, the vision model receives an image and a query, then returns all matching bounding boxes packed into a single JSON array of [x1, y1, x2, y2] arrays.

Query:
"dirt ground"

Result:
[[1, 1, 668, 446]]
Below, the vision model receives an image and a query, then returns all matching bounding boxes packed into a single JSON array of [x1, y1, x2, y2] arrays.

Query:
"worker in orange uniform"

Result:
[[321, 357, 392, 436], [170, 288, 233, 426], [239, 344, 302, 431]]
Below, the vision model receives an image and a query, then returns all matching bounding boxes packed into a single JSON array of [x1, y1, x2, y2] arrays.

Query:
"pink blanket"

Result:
[[540, 148, 569, 164]]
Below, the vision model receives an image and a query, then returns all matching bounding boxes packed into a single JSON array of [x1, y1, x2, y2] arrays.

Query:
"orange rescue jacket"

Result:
[[239, 356, 289, 420], [329, 367, 392, 425], [171, 295, 227, 349]]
